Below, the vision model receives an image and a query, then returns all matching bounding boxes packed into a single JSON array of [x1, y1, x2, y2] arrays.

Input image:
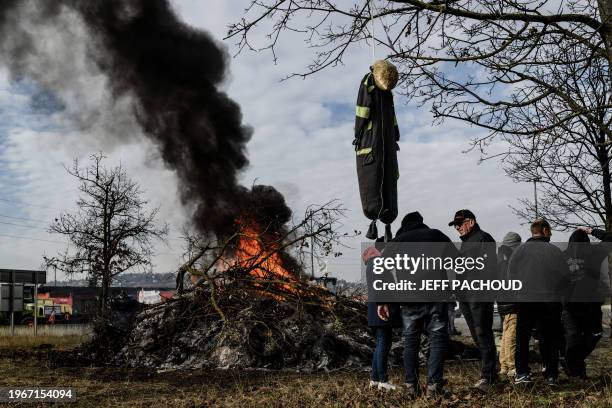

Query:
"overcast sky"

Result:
[[0, 1, 561, 282]]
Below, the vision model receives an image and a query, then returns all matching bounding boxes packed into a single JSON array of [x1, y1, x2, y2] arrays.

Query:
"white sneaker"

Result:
[[369, 380, 379, 388], [378, 382, 397, 391]]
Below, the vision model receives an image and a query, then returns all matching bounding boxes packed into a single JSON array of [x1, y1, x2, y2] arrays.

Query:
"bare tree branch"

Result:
[[45, 153, 168, 314]]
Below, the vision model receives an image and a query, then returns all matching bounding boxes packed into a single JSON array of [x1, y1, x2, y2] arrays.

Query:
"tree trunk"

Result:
[[599, 0, 612, 88], [600, 151, 612, 337], [607, 211, 612, 338], [608, 239, 612, 338], [597, 0, 612, 336], [88, 273, 98, 288], [99, 273, 110, 317]]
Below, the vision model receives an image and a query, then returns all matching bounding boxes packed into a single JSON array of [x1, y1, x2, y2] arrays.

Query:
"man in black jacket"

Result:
[[377, 211, 456, 397], [561, 226, 612, 378], [448, 209, 497, 391], [508, 219, 570, 386]]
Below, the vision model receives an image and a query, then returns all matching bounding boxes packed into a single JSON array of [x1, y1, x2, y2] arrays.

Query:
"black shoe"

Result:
[[403, 383, 419, 398], [545, 377, 558, 387], [426, 382, 444, 397], [559, 357, 569, 375], [473, 378, 493, 392], [514, 374, 533, 385], [566, 368, 588, 380], [366, 221, 378, 240]]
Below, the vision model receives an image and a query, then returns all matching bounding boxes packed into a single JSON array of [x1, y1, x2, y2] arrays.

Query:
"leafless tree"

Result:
[[505, 50, 611, 230], [227, 0, 612, 224], [46, 153, 168, 313]]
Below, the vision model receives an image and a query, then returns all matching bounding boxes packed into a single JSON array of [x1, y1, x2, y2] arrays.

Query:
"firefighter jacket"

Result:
[[354, 71, 400, 227]]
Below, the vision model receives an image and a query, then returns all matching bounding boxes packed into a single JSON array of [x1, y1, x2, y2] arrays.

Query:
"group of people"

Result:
[[365, 209, 609, 397]]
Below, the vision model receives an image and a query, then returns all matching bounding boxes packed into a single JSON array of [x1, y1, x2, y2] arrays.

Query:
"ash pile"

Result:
[[104, 278, 373, 371]]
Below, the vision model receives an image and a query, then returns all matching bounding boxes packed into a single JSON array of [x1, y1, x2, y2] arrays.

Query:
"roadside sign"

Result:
[[0, 269, 46, 284], [0, 283, 23, 312], [0, 269, 45, 335]]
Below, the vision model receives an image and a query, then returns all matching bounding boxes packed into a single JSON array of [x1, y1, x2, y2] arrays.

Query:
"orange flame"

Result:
[[229, 218, 299, 296]]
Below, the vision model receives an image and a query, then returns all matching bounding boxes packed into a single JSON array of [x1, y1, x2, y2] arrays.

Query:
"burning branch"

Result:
[[175, 200, 350, 301]]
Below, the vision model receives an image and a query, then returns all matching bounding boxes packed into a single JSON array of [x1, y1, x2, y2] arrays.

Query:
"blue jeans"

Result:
[[402, 303, 448, 385], [371, 327, 393, 382]]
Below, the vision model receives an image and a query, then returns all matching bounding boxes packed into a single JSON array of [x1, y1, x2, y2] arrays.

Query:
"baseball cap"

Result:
[[448, 209, 476, 226]]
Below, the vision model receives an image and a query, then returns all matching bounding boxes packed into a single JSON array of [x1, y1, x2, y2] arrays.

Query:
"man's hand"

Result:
[[377, 304, 390, 321], [362, 246, 381, 264]]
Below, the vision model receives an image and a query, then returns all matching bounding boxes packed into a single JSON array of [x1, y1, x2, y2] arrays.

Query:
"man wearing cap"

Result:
[[448, 209, 498, 391]]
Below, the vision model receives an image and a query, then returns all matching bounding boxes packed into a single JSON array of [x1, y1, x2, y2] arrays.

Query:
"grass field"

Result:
[[0, 324, 91, 348], [0, 335, 610, 407]]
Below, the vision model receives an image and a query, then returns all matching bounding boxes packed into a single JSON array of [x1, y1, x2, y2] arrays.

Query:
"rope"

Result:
[[368, 0, 376, 62]]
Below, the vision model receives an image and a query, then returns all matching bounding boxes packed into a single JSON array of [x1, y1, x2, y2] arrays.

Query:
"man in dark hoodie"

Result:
[[562, 228, 610, 378], [448, 209, 498, 391], [377, 211, 456, 397], [508, 219, 570, 386]]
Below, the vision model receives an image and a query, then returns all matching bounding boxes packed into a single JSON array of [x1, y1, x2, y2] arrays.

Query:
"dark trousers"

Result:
[[447, 302, 457, 334], [459, 301, 497, 381], [563, 303, 603, 377], [371, 327, 393, 382], [401, 303, 448, 386], [515, 303, 562, 379]]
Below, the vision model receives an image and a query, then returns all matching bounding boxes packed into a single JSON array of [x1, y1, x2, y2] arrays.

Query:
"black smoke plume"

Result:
[[0, 0, 286, 237]]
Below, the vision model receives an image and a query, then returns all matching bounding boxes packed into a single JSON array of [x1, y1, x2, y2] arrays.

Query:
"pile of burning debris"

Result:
[[103, 278, 374, 371], [84, 277, 472, 371], [82, 196, 381, 371]]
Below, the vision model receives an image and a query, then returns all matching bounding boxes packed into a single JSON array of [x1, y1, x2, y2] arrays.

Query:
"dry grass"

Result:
[[0, 337, 610, 407], [0, 324, 91, 348]]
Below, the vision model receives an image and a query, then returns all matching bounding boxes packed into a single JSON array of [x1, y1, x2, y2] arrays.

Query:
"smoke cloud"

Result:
[[0, 0, 285, 237]]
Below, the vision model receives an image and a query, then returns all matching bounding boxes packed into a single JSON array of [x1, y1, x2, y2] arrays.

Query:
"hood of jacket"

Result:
[[569, 229, 589, 243], [566, 229, 590, 259], [395, 221, 429, 237], [501, 232, 522, 249]]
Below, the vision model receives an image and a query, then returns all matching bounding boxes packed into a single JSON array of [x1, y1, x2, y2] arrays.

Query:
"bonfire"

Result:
[[83, 198, 375, 371]]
